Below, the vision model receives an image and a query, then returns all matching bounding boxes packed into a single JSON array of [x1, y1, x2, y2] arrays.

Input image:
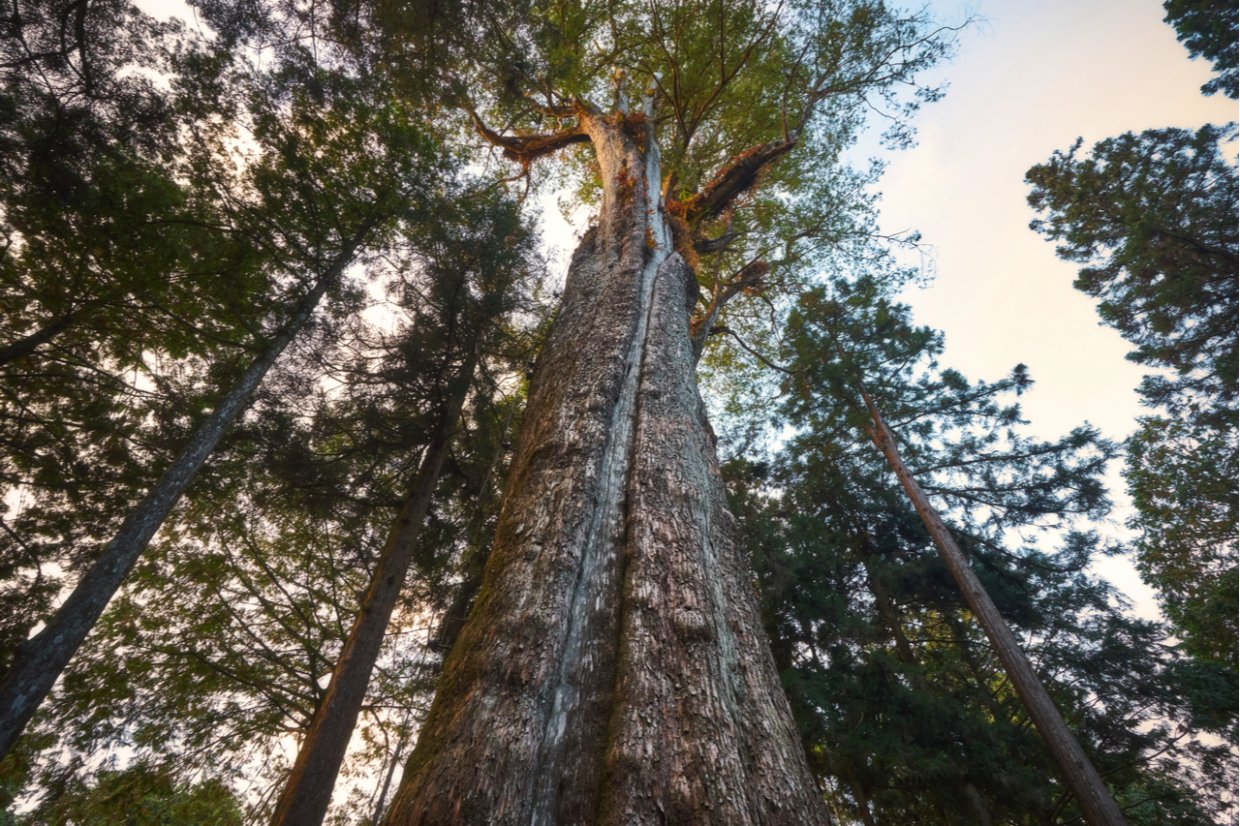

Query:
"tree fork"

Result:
[[0, 220, 377, 761], [858, 386, 1128, 826]]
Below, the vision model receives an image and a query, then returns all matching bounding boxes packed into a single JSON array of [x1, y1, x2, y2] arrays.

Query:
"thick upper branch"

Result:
[[669, 138, 797, 227], [467, 107, 589, 168]]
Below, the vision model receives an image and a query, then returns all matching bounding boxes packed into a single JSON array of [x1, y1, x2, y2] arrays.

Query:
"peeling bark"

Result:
[[385, 110, 826, 825]]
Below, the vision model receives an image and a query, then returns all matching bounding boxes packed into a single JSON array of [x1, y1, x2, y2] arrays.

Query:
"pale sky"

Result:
[[872, 0, 1236, 619]]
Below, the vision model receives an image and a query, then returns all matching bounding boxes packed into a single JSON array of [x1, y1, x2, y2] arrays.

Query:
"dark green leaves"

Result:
[[1163, 0, 1238, 99], [1027, 123, 1239, 670]]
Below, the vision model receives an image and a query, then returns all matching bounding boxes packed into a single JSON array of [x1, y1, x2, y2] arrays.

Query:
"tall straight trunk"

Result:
[[858, 388, 1128, 826], [385, 109, 827, 825], [0, 226, 373, 760], [270, 350, 477, 826]]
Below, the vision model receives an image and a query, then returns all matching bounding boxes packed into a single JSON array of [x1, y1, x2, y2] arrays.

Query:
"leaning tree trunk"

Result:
[[270, 349, 477, 826], [385, 110, 828, 825], [859, 388, 1128, 826], [0, 221, 374, 761]]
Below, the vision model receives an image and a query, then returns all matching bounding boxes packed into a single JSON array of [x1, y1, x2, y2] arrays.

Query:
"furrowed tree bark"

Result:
[[858, 388, 1128, 826], [270, 350, 477, 826], [0, 224, 374, 761], [385, 107, 828, 825]]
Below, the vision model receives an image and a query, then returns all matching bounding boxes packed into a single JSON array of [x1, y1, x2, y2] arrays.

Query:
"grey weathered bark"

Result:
[[384, 105, 828, 825], [0, 223, 375, 761], [270, 350, 477, 826], [859, 387, 1128, 826]]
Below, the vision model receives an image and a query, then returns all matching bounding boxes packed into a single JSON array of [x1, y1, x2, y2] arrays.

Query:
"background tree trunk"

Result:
[[270, 350, 477, 826], [860, 388, 1128, 826], [0, 225, 373, 761], [385, 111, 827, 825]]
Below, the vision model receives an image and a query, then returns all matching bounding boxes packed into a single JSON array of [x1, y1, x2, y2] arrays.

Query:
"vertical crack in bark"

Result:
[[385, 112, 828, 825], [592, 234, 675, 826], [528, 125, 671, 826]]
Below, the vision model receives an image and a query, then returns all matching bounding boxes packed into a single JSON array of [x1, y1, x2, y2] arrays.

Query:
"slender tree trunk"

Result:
[[0, 225, 373, 760], [270, 350, 476, 826], [429, 526, 487, 658], [860, 552, 918, 666], [963, 780, 995, 826], [370, 709, 415, 826], [385, 108, 827, 825], [428, 397, 515, 658], [858, 388, 1127, 826], [844, 768, 878, 826]]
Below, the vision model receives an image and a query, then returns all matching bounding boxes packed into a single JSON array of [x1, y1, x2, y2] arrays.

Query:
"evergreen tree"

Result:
[[0, 0, 447, 765], [1163, 0, 1238, 99], [1027, 123, 1238, 669], [9, 192, 539, 823], [742, 273, 1235, 824]]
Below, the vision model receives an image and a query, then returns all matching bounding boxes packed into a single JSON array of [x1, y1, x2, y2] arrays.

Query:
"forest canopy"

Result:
[[0, 1, 1235, 824]]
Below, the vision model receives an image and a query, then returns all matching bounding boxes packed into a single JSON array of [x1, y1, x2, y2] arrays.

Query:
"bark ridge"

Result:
[[386, 113, 826, 826]]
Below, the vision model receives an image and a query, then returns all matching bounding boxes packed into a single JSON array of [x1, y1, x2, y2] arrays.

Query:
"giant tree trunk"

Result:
[[0, 222, 374, 761], [385, 109, 827, 825]]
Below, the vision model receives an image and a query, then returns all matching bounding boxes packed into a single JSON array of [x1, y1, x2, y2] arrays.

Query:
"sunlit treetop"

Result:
[[413, 1, 961, 315]]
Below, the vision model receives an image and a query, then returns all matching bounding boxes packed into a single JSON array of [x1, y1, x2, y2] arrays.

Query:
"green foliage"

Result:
[[16, 185, 542, 822], [16, 762, 242, 826], [1026, 125, 1238, 409], [1, 1, 535, 819], [6, 0, 1229, 822], [1163, 0, 1238, 98], [430, 1, 956, 338], [0, 0, 450, 670], [0, 0, 263, 671], [1127, 415, 1238, 666], [1027, 123, 1239, 670], [733, 271, 1235, 824]]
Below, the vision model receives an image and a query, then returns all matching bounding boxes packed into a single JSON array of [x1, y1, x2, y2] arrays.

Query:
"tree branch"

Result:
[[670, 138, 797, 227], [465, 105, 589, 169]]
